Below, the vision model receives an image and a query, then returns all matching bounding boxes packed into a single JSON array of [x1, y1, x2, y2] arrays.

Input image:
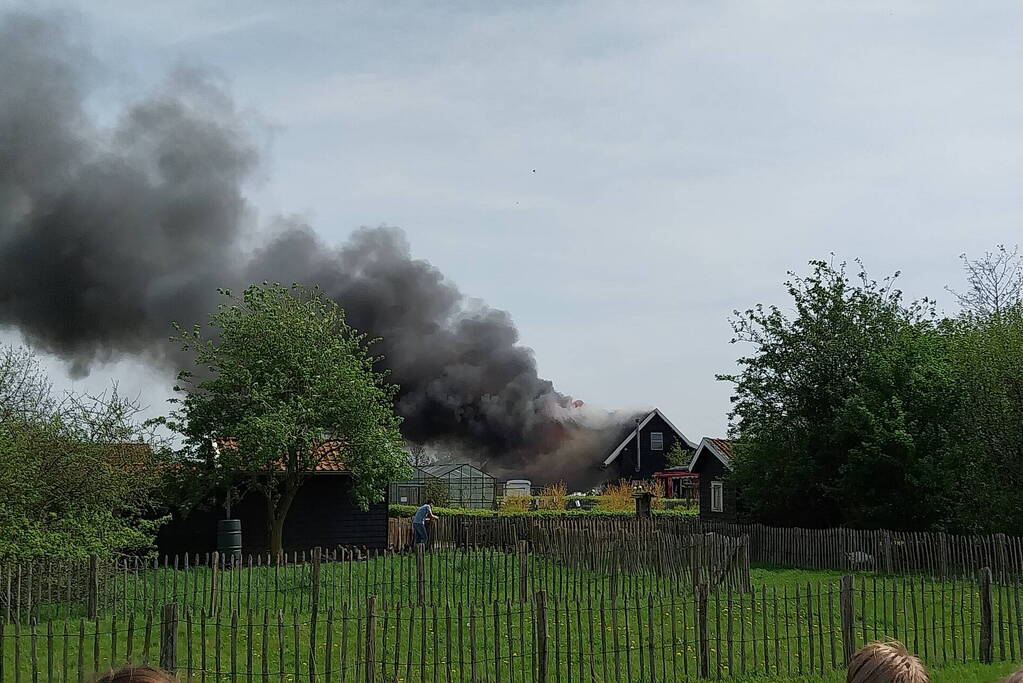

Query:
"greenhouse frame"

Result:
[[389, 463, 497, 509]]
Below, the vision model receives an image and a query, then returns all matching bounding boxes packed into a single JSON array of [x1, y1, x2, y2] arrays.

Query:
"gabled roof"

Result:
[[688, 437, 733, 471], [213, 438, 349, 473], [600, 408, 699, 467], [417, 463, 493, 480]]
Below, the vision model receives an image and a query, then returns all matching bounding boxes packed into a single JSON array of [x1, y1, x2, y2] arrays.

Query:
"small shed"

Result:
[[389, 463, 496, 509], [688, 437, 736, 522], [157, 440, 389, 554]]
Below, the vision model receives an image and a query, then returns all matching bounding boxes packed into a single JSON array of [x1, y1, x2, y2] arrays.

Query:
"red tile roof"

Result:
[[707, 438, 733, 460], [100, 442, 157, 472], [214, 438, 349, 472]]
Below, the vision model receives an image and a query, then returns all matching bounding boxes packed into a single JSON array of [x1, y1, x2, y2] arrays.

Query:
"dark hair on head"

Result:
[[95, 666, 178, 683], [847, 642, 928, 683], [425, 498, 433, 505]]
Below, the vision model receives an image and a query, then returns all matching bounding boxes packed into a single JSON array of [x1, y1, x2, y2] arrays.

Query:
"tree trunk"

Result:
[[269, 515, 286, 557], [265, 478, 302, 557]]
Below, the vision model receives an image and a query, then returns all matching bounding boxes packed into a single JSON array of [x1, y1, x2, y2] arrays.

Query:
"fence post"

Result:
[[160, 603, 178, 672], [209, 551, 219, 613], [879, 531, 890, 574], [310, 546, 322, 681], [697, 585, 709, 678], [311, 547, 322, 616], [87, 556, 99, 620], [995, 535, 1008, 584], [3, 564, 10, 625], [518, 540, 528, 603], [840, 575, 855, 665], [365, 596, 376, 683], [416, 545, 425, 606], [535, 591, 548, 683], [738, 537, 751, 592], [979, 567, 993, 664]]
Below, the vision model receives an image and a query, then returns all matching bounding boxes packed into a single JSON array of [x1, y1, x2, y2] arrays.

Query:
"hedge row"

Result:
[[559, 495, 693, 505], [388, 504, 699, 519]]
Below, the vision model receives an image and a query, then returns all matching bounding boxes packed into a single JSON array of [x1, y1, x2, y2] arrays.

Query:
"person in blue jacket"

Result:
[[412, 498, 439, 546]]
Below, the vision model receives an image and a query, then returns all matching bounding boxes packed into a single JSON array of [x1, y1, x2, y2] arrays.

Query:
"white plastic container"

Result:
[[504, 479, 532, 497]]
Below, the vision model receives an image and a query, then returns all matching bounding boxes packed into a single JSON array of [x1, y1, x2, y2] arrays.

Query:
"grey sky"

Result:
[[4, 1, 1022, 441]]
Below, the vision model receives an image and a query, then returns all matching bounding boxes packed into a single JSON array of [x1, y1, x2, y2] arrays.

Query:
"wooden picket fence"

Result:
[[392, 516, 1023, 578], [1, 569, 1017, 682], [1, 539, 750, 625]]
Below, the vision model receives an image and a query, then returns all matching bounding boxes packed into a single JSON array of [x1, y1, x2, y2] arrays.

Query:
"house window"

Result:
[[711, 481, 724, 513], [650, 432, 664, 451]]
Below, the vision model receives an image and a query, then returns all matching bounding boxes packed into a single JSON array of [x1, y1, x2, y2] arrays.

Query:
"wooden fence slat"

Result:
[[979, 567, 993, 663], [536, 592, 548, 683], [160, 603, 178, 675], [697, 586, 709, 678], [365, 596, 376, 683], [840, 575, 854, 665], [77, 620, 85, 683], [277, 611, 286, 683]]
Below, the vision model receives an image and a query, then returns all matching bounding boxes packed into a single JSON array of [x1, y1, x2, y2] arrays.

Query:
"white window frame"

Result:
[[710, 481, 724, 513], [649, 431, 664, 451]]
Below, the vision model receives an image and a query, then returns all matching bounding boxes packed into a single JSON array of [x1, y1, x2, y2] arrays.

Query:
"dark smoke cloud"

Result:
[[0, 11, 635, 484], [0, 13, 255, 375]]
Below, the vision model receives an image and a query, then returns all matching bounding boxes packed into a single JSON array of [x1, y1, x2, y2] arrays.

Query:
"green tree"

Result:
[[169, 283, 410, 554], [665, 442, 692, 469], [718, 260, 959, 529], [943, 248, 1023, 533], [0, 345, 163, 561], [828, 319, 960, 529]]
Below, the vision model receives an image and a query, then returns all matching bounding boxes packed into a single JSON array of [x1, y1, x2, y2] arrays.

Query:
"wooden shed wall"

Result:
[[690, 451, 737, 523], [157, 474, 388, 556]]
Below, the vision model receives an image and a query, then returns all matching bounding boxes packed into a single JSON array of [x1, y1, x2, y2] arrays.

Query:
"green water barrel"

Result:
[[217, 519, 242, 564]]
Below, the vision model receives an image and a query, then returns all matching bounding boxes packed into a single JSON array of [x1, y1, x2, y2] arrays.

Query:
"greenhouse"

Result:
[[389, 463, 497, 509]]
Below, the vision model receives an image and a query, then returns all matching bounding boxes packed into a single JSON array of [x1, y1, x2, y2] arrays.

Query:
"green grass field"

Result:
[[3, 552, 1021, 682]]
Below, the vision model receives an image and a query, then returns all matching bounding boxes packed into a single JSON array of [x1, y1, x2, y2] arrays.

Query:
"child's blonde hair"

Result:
[[94, 666, 178, 683], [1002, 667, 1023, 683], [847, 641, 929, 683]]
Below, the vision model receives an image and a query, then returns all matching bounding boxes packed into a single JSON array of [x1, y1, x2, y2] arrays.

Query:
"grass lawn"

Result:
[[3, 554, 1021, 682]]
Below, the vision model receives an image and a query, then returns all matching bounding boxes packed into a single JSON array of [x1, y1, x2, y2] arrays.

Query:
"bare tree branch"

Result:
[[947, 245, 1023, 316]]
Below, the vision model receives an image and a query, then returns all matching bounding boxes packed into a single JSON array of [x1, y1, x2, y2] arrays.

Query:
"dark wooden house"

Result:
[[157, 441, 388, 556], [598, 408, 697, 482], [687, 437, 736, 522]]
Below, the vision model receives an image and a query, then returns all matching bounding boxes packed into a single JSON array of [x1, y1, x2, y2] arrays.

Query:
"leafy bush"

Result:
[[643, 479, 668, 511], [536, 482, 567, 510], [499, 495, 531, 514], [389, 504, 496, 518], [0, 506, 166, 560], [597, 480, 635, 512], [655, 506, 699, 517], [0, 345, 166, 561], [423, 478, 449, 507]]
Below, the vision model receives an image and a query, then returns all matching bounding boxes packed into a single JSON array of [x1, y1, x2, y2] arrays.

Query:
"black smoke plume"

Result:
[[0, 12, 637, 485]]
